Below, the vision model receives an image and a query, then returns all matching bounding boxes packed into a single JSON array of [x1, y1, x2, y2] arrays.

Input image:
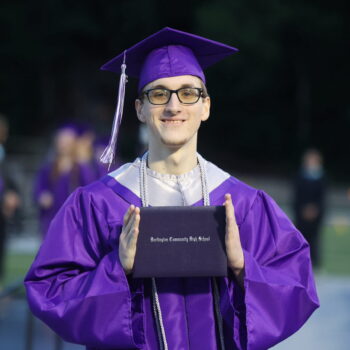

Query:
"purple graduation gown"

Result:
[[34, 160, 112, 237], [78, 160, 109, 186], [78, 155, 123, 187], [33, 163, 78, 237], [25, 174, 319, 350]]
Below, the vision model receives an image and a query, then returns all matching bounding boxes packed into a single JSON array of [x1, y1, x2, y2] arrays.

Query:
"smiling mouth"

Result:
[[161, 119, 185, 124]]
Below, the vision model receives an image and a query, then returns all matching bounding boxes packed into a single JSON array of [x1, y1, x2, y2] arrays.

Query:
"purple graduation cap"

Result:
[[100, 27, 238, 166]]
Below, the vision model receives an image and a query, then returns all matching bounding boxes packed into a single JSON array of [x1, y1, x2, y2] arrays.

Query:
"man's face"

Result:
[[135, 75, 210, 149]]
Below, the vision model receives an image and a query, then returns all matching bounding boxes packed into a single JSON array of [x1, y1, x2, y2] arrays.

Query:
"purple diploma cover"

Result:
[[133, 206, 227, 278]]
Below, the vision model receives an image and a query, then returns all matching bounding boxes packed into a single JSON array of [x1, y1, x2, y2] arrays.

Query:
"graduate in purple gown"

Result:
[[33, 125, 81, 237], [75, 126, 108, 185], [77, 135, 120, 180], [75, 124, 121, 185], [25, 28, 319, 350], [34, 125, 113, 237]]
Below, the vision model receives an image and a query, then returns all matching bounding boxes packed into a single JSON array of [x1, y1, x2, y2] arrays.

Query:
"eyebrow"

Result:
[[149, 83, 197, 90]]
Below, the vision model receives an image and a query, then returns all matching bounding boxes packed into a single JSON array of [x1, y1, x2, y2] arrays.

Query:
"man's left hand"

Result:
[[224, 193, 245, 289]]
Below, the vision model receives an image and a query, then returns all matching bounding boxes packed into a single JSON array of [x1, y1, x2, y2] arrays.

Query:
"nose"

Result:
[[164, 91, 181, 115]]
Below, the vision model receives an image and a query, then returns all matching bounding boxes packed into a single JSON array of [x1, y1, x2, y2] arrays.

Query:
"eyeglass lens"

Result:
[[147, 88, 201, 104]]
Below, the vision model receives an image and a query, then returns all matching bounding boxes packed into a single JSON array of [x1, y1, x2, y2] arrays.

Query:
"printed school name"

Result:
[[150, 236, 210, 243]]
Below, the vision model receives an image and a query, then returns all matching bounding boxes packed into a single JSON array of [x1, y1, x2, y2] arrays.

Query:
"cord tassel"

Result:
[[100, 51, 128, 168]]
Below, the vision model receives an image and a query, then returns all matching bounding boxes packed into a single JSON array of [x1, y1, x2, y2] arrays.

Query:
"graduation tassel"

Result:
[[100, 51, 128, 169]]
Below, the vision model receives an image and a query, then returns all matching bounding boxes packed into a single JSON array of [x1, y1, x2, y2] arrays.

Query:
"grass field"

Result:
[[2, 253, 35, 287], [1, 225, 349, 288], [321, 224, 350, 275]]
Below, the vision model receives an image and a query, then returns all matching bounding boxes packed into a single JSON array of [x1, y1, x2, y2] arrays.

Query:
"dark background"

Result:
[[1, 0, 349, 180]]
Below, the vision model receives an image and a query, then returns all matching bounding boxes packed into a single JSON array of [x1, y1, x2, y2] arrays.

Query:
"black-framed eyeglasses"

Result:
[[142, 87, 204, 105]]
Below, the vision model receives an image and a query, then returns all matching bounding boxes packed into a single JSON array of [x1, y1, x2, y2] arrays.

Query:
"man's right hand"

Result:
[[119, 205, 140, 275]]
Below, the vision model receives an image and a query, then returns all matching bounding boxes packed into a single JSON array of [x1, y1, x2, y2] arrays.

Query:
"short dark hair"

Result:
[[199, 80, 209, 98]]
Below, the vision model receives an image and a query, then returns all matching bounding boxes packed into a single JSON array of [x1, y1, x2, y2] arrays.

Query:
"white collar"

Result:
[[109, 154, 230, 206]]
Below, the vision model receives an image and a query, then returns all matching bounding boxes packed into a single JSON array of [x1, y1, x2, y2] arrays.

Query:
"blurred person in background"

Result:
[[76, 127, 121, 182], [294, 148, 326, 268], [75, 125, 104, 184], [33, 124, 80, 237], [34, 124, 117, 238], [0, 114, 21, 287]]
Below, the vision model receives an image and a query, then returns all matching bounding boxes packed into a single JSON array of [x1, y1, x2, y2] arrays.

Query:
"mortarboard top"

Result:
[[56, 122, 93, 137], [101, 27, 238, 91], [55, 123, 81, 136]]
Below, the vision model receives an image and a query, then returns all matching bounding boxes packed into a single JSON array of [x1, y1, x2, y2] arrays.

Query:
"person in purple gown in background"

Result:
[[33, 124, 80, 237], [75, 126, 106, 185], [25, 28, 319, 350], [78, 133, 121, 182], [34, 124, 117, 238]]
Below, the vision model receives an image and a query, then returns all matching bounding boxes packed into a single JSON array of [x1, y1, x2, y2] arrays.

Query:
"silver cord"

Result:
[[151, 278, 166, 350], [198, 155, 210, 206]]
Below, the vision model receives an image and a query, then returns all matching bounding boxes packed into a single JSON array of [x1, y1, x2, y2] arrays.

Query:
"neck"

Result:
[[147, 138, 198, 175]]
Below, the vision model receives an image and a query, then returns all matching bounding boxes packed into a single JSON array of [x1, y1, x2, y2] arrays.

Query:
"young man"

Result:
[[25, 28, 319, 350]]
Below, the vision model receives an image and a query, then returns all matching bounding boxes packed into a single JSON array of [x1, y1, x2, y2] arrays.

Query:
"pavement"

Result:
[[272, 274, 350, 349], [0, 297, 83, 350], [1, 274, 349, 349]]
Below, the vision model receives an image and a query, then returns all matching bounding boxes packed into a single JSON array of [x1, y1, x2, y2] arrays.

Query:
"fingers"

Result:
[[223, 193, 237, 234], [123, 206, 140, 241], [123, 205, 135, 226], [120, 205, 141, 274], [224, 193, 235, 219], [127, 211, 140, 246], [123, 205, 138, 234], [125, 207, 140, 240]]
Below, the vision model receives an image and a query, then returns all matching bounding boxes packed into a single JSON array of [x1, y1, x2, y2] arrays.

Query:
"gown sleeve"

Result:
[[24, 187, 143, 349], [220, 190, 320, 350]]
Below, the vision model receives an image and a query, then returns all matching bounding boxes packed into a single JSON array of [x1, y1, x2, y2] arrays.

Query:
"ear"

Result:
[[135, 99, 146, 123], [200, 96, 211, 122]]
